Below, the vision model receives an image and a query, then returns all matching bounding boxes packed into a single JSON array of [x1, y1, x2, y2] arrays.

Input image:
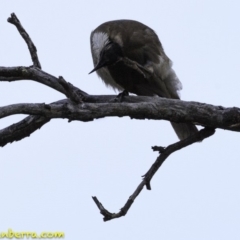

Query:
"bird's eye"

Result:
[[107, 39, 113, 44], [105, 41, 113, 48]]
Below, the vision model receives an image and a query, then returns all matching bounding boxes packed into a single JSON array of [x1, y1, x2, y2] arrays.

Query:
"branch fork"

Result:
[[0, 13, 238, 221]]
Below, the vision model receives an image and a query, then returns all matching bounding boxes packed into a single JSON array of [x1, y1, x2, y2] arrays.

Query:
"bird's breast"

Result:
[[107, 61, 148, 94], [106, 60, 169, 97]]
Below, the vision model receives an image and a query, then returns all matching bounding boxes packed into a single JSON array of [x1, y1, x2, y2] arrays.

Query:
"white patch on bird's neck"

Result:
[[91, 32, 110, 60]]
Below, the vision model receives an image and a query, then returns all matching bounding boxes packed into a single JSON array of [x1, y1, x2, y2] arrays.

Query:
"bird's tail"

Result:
[[170, 122, 198, 140]]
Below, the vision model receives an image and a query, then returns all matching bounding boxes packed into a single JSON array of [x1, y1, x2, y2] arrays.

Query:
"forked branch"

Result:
[[0, 13, 238, 222], [7, 13, 42, 69], [92, 127, 215, 221]]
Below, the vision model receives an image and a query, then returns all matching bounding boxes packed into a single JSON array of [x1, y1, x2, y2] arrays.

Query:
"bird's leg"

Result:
[[111, 90, 129, 102], [121, 57, 152, 79]]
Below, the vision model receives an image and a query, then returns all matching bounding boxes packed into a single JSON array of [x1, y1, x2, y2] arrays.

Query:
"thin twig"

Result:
[[92, 127, 215, 221], [7, 13, 42, 69], [144, 127, 215, 188]]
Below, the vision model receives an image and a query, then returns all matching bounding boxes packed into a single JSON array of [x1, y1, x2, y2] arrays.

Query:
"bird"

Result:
[[89, 20, 198, 140]]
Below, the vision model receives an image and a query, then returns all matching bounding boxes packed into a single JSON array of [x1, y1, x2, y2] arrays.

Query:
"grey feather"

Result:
[[90, 20, 198, 140]]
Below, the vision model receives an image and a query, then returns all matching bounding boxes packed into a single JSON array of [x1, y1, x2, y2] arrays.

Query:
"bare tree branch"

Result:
[[1, 97, 240, 130], [0, 115, 50, 147], [1, 12, 239, 222], [0, 66, 63, 91], [58, 76, 86, 103], [0, 94, 239, 146], [92, 127, 215, 221], [7, 13, 42, 69], [0, 66, 89, 109]]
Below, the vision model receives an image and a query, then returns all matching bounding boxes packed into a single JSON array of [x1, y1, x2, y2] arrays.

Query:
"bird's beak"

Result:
[[89, 59, 107, 74]]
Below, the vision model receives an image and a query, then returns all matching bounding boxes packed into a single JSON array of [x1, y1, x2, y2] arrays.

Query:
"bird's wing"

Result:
[[123, 26, 182, 99]]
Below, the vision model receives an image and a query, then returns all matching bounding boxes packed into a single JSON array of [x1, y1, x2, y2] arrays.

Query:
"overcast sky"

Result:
[[1, 1, 240, 239]]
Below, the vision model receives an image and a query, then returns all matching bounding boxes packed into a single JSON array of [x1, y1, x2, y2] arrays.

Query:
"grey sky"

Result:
[[1, 1, 240, 239]]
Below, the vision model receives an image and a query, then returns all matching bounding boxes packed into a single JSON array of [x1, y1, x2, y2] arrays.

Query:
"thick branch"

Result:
[[92, 127, 215, 221], [0, 96, 238, 146], [0, 115, 50, 147], [1, 98, 239, 129], [7, 13, 41, 69], [0, 66, 88, 99]]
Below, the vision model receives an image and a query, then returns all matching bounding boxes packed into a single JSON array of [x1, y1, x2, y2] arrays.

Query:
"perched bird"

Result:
[[89, 20, 198, 140]]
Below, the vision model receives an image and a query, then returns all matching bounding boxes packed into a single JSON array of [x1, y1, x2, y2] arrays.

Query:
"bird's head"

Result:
[[89, 32, 123, 74]]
